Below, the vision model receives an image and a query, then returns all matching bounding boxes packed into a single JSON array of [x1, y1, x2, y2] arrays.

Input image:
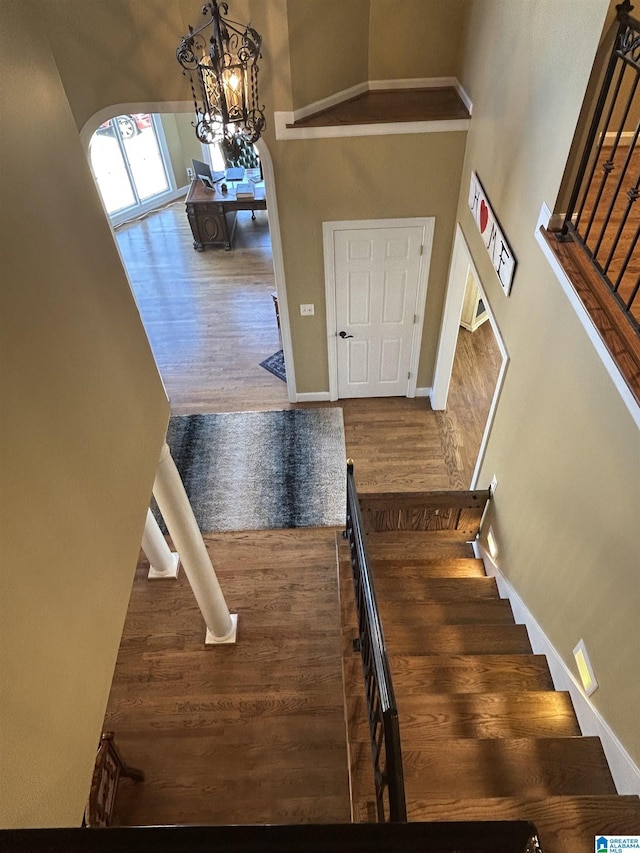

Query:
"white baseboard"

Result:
[[474, 540, 640, 795], [111, 186, 187, 229], [295, 391, 332, 402], [414, 386, 432, 398]]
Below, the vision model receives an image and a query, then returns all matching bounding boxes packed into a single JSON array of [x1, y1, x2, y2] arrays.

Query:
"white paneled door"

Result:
[[331, 223, 430, 398]]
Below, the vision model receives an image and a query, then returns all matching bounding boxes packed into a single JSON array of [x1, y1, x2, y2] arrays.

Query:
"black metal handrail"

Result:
[[345, 461, 406, 823], [561, 0, 640, 333]]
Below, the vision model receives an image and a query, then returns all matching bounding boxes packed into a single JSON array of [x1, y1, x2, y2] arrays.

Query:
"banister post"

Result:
[[152, 442, 237, 644], [142, 508, 180, 580]]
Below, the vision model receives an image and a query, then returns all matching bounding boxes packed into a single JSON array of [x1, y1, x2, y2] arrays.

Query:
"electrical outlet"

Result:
[[490, 474, 498, 494], [300, 304, 314, 316], [186, 167, 194, 180]]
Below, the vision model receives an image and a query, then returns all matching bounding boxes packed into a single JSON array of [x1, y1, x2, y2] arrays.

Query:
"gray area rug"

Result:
[[259, 349, 286, 382], [161, 409, 347, 532]]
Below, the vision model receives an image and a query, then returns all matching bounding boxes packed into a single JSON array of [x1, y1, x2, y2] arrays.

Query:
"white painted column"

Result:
[[142, 509, 180, 580], [152, 442, 237, 644]]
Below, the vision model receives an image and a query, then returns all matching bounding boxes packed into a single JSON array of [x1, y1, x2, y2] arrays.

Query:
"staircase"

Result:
[[339, 484, 640, 853]]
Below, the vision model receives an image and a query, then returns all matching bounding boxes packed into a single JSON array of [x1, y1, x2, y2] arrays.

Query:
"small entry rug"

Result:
[[162, 408, 346, 532], [259, 349, 286, 382]]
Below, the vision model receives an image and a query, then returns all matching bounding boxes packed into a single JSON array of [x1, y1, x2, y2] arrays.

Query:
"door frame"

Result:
[[431, 224, 509, 488], [323, 217, 434, 401]]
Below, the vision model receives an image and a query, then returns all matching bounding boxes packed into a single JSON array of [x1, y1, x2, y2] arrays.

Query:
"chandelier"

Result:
[[177, 1, 266, 150]]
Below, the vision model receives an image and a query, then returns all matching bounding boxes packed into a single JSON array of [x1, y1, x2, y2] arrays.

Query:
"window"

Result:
[[89, 114, 172, 220]]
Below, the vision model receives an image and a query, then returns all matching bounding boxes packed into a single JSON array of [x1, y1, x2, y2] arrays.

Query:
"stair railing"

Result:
[[0, 822, 543, 852], [560, 0, 640, 334], [345, 461, 407, 823]]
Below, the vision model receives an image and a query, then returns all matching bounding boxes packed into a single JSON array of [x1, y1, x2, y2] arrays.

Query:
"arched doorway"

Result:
[[81, 106, 296, 412]]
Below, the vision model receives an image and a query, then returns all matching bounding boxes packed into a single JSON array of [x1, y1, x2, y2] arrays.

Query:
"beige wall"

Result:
[[0, 2, 170, 827], [456, 0, 640, 763], [271, 132, 466, 392], [368, 0, 465, 80], [44, 0, 194, 130], [160, 112, 203, 188], [287, 0, 370, 110]]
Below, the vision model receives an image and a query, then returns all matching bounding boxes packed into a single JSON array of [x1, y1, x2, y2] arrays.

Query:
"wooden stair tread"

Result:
[[400, 737, 617, 798], [370, 557, 487, 577], [405, 796, 640, 853], [383, 623, 532, 656], [366, 534, 476, 559], [379, 599, 515, 625], [371, 574, 499, 601], [394, 692, 580, 742], [387, 654, 554, 694]]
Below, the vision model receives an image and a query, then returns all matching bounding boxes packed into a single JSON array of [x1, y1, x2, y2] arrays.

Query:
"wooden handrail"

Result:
[[0, 822, 542, 852], [345, 462, 407, 822], [559, 2, 640, 340]]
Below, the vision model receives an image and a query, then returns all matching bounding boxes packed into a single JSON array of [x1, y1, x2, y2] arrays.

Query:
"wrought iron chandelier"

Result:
[[177, 1, 265, 150]]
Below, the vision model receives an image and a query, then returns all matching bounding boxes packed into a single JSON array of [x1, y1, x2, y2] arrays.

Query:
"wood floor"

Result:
[[107, 528, 350, 826], [104, 203, 503, 826], [116, 202, 502, 491], [288, 87, 470, 128]]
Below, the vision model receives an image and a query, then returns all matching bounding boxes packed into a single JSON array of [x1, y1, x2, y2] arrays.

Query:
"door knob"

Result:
[[339, 331, 354, 339]]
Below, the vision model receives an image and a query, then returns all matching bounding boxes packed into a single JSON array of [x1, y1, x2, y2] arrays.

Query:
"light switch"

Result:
[[300, 304, 314, 316]]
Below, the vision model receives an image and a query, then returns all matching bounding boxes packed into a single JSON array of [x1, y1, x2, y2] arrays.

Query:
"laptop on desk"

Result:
[[225, 167, 245, 181]]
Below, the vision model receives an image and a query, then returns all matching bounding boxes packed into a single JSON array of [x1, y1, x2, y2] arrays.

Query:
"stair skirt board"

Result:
[[476, 541, 640, 796]]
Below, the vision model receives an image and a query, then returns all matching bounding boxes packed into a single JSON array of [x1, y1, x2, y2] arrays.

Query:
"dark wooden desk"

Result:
[[185, 179, 267, 250]]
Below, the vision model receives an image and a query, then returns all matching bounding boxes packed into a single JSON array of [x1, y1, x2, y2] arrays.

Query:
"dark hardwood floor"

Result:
[[104, 202, 503, 826], [288, 87, 470, 128], [116, 202, 502, 490]]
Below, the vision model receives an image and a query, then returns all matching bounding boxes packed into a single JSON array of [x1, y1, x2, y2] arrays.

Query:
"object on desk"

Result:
[[200, 176, 215, 190], [225, 167, 244, 181], [85, 732, 145, 827], [192, 158, 212, 182], [221, 183, 228, 193], [211, 170, 225, 182], [235, 182, 255, 199]]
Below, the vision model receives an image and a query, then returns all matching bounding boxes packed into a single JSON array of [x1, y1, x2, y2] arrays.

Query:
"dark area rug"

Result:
[[259, 349, 286, 382], [158, 408, 346, 532]]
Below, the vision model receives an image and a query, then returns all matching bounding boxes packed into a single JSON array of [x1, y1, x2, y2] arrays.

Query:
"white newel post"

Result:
[[152, 442, 238, 644], [142, 509, 180, 580]]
